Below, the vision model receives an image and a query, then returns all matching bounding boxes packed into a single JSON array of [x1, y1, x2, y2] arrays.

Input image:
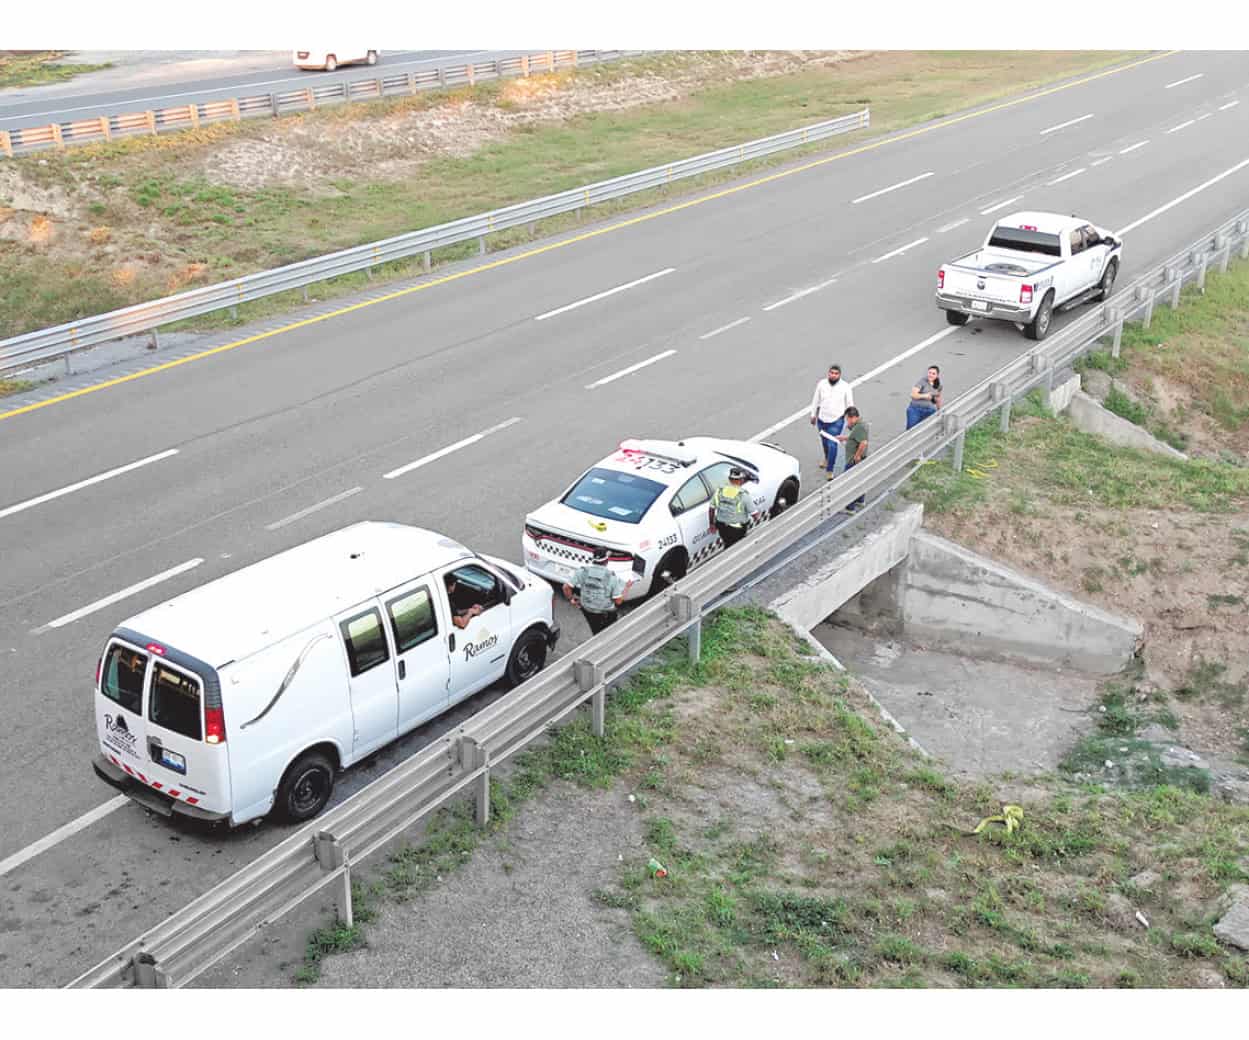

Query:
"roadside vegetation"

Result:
[[294, 608, 1248, 988], [0, 50, 110, 89], [0, 50, 1142, 338]]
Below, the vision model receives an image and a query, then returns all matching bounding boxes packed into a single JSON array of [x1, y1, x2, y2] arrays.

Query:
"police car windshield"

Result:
[[561, 467, 667, 525]]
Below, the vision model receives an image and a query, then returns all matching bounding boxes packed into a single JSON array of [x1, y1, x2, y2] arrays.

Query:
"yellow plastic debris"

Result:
[[972, 804, 1024, 835]]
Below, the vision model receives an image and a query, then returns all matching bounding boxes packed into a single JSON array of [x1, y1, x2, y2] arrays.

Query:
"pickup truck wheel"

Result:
[[945, 311, 970, 326], [276, 751, 334, 822], [1024, 292, 1054, 341], [366, 50, 378, 65], [1095, 259, 1118, 302], [506, 628, 547, 687], [324, 55, 337, 72]]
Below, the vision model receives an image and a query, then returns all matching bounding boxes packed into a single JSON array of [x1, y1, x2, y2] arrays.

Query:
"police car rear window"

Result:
[[561, 467, 667, 525], [987, 226, 1062, 257]]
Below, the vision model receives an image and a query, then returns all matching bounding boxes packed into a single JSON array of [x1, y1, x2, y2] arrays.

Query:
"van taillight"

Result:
[[937, 269, 945, 289], [205, 705, 226, 745], [1020, 284, 1034, 305]]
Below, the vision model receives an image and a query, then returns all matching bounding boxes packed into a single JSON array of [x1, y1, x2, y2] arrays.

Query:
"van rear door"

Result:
[[95, 636, 232, 817]]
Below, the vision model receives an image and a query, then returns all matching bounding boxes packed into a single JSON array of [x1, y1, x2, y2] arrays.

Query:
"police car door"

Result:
[[441, 562, 511, 702], [669, 472, 717, 566], [382, 580, 450, 734]]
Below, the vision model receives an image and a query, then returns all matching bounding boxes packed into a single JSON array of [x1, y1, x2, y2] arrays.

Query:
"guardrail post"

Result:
[[993, 382, 1011, 432], [458, 737, 490, 827], [522, 55, 530, 76], [313, 831, 353, 927], [668, 594, 701, 663], [98, 115, 111, 141], [478, 236, 486, 256], [133, 952, 169, 989], [1196, 259, 1208, 293], [939, 413, 965, 472], [1166, 266, 1182, 308], [1110, 309, 1124, 358], [1142, 290, 1155, 328], [1240, 222, 1249, 260], [1217, 234, 1230, 273], [0, 130, 11, 157], [270, 93, 280, 117], [573, 658, 607, 735], [51, 123, 64, 149], [145, 110, 157, 136], [229, 98, 242, 121], [423, 250, 431, 272]]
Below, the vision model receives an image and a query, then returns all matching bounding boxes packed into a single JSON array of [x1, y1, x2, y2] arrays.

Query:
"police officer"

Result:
[[711, 467, 760, 549], [562, 546, 632, 635]]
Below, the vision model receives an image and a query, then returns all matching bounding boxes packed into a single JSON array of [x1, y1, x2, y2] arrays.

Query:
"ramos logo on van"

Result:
[[103, 713, 138, 752], [464, 632, 498, 660]]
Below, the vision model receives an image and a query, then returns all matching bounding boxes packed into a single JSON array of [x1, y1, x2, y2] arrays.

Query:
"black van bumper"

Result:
[[93, 754, 227, 823]]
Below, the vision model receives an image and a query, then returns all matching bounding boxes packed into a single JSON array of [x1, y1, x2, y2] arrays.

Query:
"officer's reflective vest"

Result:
[[577, 564, 618, 613], [713, 483, 753, 526]]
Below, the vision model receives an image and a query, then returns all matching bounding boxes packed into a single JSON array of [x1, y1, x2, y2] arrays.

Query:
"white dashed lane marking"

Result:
[[871, 238, 929, 264], [1165, 73, 1204, 89], [534, 268, 675, 321], [40, 558, 204, 631], [851, 172, 934, 204], [1040, 113, 1093, 134], [0, 448, 179, 522], [383, 418, 523, 479], [585, 350, 677, 389]]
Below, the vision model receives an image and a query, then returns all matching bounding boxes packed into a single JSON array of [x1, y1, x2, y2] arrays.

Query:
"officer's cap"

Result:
[[729, 467, 747, 481], [592, 545, 610, 562]]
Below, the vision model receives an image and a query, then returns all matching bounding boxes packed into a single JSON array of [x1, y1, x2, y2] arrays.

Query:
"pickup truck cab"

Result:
[[936, 211, 1122, 340]]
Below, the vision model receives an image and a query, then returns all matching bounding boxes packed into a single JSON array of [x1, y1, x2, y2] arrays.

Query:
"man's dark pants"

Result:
[[583, 608, 619, 634], [717, 522, 748, 548]]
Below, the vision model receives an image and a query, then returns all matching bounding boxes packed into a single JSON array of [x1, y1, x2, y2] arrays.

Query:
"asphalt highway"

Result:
[[0, 49, 518, 131], [2, 50, 1248, 986]]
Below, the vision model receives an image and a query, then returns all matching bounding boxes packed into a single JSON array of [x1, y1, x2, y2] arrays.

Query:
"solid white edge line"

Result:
[[851, 171, 934, 205], [980, 196, 1022, 215], [0, 795, 129, 879], [699, 317, 751, 340], [1165, 73, 1204, 89], [1166, 120, 1196, 134], [936, 218, 969, 233], [747, 325, 961, 442], [43, 558, 204, 630], [1119, 140, 1150, 154], [762, 277, 839, 311], [1040, 113, 1094, 134], [1219, 101, 1240, 111], [1117, 156, 1249, 236], [0, 448, 179, 521], [383, 417, 523, 479], [586, 349, 677, 389], [1047, 168, 1087, 186], [265, 486, 364, 531], [534, 268, 675, 321], [871, 237, 929, 264]]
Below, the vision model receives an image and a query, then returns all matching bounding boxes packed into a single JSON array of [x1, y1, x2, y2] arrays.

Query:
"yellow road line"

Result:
[[1, 51, 1177, 426]]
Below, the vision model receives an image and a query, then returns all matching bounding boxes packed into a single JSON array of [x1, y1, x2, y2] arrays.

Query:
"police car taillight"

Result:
[[205, 705, 227, 745], [937, 269, 945, 289], [632, 555, 647, 575], [1020, 284, 1034, 305]]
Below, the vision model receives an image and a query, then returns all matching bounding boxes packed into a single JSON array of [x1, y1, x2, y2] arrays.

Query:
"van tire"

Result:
[[506, 628, 547, 687], [276, 750, 335, 822], [945, 310, 970, 326]]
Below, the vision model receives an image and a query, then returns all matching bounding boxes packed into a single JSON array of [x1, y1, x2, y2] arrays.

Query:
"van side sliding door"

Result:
[[384, 581, 451, 733], [335, 603, 399, 759]]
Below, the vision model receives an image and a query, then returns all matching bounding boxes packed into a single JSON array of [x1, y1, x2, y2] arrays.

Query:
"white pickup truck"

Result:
[[936, 211, 1122, 340]]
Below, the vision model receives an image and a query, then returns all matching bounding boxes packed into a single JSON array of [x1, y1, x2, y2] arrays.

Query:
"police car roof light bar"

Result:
[[617, 439, 698, 468]]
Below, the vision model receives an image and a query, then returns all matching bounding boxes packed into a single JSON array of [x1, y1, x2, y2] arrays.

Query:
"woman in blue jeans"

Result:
[[906, 365, 943, 429]]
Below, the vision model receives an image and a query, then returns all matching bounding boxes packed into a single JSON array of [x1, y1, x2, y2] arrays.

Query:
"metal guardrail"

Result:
[[0, 107, 870, 378], [66, 205, 1249, 989], [0, 51, 635, 158]]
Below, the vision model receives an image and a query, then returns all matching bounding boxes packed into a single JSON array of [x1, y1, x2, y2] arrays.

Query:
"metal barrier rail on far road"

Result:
[[67, 205, 1249, 988], [0, 108, 871, 379]]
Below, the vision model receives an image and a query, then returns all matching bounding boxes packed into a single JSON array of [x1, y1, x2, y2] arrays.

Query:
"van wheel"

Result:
[[1024, 291, 1054, 341], [366, 50, 378, 65], [276, 751, 334, 822], [506, 628, 547, 687], [649, 549, 688, 596], [324, 55, 337, 72], [945, 310, 970, 326], [771, 477, 800, 519]]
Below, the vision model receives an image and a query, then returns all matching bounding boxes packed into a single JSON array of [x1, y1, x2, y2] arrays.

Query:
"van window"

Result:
[[445, 565, 503, 614], [149, 664, 203, 741], [101, 643, 147, 714], [387, 587, 438, 653], [340, 608, 390, 676]]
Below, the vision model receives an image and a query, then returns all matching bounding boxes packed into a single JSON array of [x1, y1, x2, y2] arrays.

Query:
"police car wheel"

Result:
[[649, 549, 688, 596], [276, 750, 335, 822], [506, 628, 547, 687], [771, 478, 800, 519]]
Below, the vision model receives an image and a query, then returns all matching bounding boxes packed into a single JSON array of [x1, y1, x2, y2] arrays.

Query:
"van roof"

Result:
[[119, 522, 472, 667]]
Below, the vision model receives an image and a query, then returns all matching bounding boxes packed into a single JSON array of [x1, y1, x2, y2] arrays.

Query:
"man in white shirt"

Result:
[[809, 363, 854, 477]]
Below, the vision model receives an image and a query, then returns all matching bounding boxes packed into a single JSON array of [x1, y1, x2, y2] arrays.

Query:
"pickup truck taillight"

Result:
[[937, 269, 945, 290], [1020, 284, 1034, 305]]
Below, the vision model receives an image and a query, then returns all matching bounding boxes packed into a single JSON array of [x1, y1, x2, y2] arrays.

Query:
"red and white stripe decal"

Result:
[[109, 752, 201, 808]]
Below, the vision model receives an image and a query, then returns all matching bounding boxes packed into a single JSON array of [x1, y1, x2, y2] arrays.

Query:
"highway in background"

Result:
[[2, 50, 1248, 985], [0, 49, 518, 131]]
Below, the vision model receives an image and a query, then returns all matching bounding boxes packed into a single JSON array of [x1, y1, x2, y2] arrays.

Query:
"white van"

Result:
[[91, 522, 559, 826]]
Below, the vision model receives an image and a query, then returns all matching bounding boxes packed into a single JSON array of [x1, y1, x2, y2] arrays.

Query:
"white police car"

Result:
[[522, 438, 801, 602]]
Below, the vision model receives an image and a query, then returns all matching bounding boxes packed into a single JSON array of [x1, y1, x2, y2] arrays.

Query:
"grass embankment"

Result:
[[0, 50, 110, 89], [1078, 256, 1249, 461], [0, 50, 1143, 338], [297, 609, 1249, 988]]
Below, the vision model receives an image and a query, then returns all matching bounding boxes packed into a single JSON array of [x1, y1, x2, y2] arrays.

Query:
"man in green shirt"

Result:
[[835, 407, 869, 512], [563, 545, 633, 634]]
